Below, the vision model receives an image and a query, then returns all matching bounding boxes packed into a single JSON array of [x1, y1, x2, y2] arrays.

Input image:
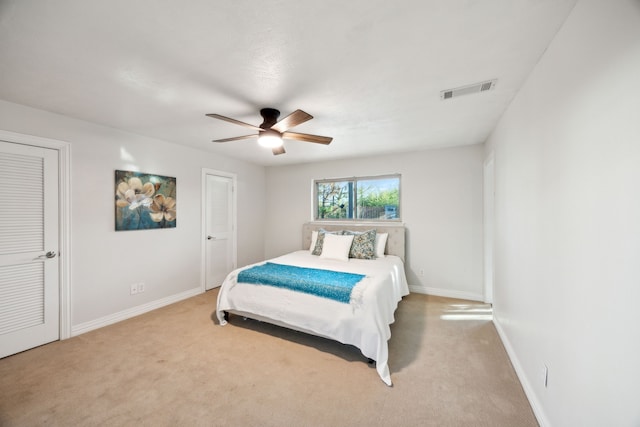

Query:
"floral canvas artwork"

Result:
[[115, 170, 177, 230]]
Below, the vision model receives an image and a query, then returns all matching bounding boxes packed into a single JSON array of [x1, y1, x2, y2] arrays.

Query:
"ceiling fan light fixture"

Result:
[[258, 129, 283, 148], [207, 108, 331, 155]]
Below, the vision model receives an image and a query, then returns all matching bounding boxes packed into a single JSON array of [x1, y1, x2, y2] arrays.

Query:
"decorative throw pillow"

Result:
[[343, 229, 377, 259], [309, 230, 318, 252], [311, 229, 343, 256], [319, 233, 354, 262], [375, 232, 388, 258]]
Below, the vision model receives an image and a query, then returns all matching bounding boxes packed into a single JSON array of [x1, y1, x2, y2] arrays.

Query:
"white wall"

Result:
[[485, 0, 640, 425], [0, 100, 266, 330], [265, 145, 484, 300]]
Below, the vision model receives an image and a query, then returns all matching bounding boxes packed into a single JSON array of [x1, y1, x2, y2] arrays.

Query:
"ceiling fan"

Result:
[[206, 108, 333, 155]]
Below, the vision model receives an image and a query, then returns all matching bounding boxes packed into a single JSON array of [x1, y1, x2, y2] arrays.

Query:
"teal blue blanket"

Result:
[[237, 262, 365, 304]]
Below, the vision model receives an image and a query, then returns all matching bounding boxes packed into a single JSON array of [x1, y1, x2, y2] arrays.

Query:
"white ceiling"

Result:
[[0, 0, 577, 166]]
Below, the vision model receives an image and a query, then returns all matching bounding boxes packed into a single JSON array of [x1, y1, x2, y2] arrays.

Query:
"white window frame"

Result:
[[313, 174, 401, 222]]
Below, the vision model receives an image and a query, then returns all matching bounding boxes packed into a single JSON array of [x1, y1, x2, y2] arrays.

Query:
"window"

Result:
[[314, 174, 401, 221]]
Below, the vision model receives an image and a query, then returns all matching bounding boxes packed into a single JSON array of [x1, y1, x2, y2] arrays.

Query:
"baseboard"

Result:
[[71, 287, 203, 337], [409, 284, 484, 302], [493, 315, 549, 427]]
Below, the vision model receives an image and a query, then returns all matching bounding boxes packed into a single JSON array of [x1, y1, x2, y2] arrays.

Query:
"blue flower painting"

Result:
[[115, 170, 177, 231]]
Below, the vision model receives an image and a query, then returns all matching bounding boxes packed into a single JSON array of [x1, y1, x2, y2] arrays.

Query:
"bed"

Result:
[[215, 223, 409, 386]]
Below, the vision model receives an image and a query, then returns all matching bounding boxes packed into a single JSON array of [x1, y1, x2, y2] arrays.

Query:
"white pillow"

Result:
[[320, 233, 354, 262], [309, 230, 318, 252], [375, 233, 388, 258]]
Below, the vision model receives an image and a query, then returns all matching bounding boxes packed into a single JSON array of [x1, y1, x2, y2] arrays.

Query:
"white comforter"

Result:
[[216, 250, 409, 385]]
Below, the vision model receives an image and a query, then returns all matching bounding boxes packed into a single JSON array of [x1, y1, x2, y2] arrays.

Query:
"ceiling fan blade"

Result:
[[271, 109, 313, 133], [206, 114, 263, 131], [213, 134, 256, 143], [282, 132, 333, 145], [272, 146, 286, 155]]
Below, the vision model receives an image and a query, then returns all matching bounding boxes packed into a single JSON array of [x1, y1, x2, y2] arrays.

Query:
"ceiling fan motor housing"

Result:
[[260, 108, 281, 129]]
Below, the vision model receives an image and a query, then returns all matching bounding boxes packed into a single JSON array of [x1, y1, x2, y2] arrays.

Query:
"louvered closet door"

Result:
[[0, 140, 59, 358]]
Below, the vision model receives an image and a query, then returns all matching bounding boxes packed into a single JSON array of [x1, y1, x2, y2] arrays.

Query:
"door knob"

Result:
[[207, 235, 216, 240]]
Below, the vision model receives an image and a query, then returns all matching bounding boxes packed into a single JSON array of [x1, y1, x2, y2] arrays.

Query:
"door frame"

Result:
[[483, 152, 495, 304], [200, 168, 237, 292], [0, 130, 71, 339]]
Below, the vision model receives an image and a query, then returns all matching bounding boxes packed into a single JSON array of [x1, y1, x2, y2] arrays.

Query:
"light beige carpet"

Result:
[[0, 289, 537, 426]]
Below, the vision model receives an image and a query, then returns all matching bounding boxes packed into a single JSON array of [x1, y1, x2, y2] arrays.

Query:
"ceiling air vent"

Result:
[[440, 79, 497, 100]]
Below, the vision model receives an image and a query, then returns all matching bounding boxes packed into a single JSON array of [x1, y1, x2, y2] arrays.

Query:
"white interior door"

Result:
[[204, 173, 236, 290], [0, 140, 59, 358]]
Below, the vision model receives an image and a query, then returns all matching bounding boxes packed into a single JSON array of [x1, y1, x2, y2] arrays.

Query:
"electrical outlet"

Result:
[[130, 283, 138, 295], [419, 269, 424, 277], [138, 282, 145, 293]]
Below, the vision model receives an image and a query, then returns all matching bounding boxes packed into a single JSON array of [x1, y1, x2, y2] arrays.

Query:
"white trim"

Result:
[[0, 130, 72, 340], [309, 220, 405, 227], [483, 152, 495, 304], [200, 168, 238, 292], [71, 287, 202, 336], [493, 316, 548, 427], [409, 284, 484, 302]]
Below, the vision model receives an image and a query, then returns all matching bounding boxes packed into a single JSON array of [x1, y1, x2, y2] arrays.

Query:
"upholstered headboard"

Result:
[[302, 222, 405, 261]]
